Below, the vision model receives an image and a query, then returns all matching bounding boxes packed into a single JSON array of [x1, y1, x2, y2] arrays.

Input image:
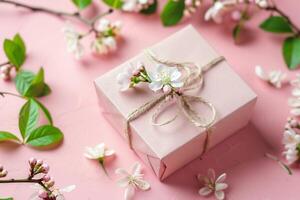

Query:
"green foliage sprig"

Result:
[[0, 34, 63, 148]]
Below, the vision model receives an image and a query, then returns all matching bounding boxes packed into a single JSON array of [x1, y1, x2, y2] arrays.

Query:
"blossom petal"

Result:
[[131, 162, 142, 175], [170, 68, 181, 81], [198, 186, 212, 196], [104, 149, 115, 157], [171, 81, 184, 88], [84, 147, 98, 159], [215, 190, 225, 200], [115, 168, 129, 176], [207, 168, 216, 182], [149, 81, 163, 92], [117, 177, 130, 188], [292, 88, 300, 97], [290, 108, 300, 116], [215, 173, 226, 183], [215, 183, 228, 191], [288, 98, 300, 107], [255, 65, 268, 80], [60, 185, 76, 193], [135, 179, 151, 190], [124, 185, 135, 200]]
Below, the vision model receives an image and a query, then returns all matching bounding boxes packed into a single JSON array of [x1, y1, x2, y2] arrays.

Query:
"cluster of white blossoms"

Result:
[[283, 118, 300, 164], [91, 19, 122, 55], [63, 18, 122, 59], [255, 65, 287, 88], [289, 74, 300, 116], [204, 0, 269, 23], [117, 62, 184, 93], [122, 0, 155, 12], [183, 0, 201, 17]]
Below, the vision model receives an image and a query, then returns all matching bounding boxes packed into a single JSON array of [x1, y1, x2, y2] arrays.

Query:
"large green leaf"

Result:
[[283, 36, 300, 69], [19, 98, 39, 139], [3, 39, 25, 69], [102, 0, 123, 8], [140, 0, 157, 15], [32, 98, 53, 125], [72, 0, 92, 9], [15, 68, 51, 97], [161, 0, 185, 26], [0, 131, 20, 143], [260, 16, 293, 33], [13, 34, 26, 56], [26, 125, 63, 147]]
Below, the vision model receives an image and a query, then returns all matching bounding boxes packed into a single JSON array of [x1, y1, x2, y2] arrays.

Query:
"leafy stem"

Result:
[[265, 5, 300, 35]]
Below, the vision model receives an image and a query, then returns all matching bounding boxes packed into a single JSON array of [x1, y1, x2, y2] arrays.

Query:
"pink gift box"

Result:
[[94, 25, 257, 180]]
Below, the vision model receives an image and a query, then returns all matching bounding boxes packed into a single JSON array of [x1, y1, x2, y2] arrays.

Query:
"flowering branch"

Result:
[[0, 158, 75, 199]]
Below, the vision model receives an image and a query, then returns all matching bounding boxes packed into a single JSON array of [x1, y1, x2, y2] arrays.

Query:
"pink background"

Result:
[[0, 0, 299, 199]]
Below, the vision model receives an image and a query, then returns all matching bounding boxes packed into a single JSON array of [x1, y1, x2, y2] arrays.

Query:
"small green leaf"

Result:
[[26, 125, 63, 147], [15, 68, 51, 97], [32, 98, 53, 125], [72, 0, 92, 9], [24, 68, 51, 97], [3, 39, 25, 69], [161, 0, 185, 26], [19, 98, 39, 139], [0, 198, 14, 200], [283, 36, 300, 69], [260, 16, 293, 33], [0, 131, 20, 143], [140, 0, 157, 15], [13, 34, 26, 56], [102, 0, 123, 8]]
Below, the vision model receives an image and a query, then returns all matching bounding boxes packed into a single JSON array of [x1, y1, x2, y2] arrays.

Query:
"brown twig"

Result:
[[0, 61, 10, 67], [0, 91, 24, 98], [0, 178, 51, 193]]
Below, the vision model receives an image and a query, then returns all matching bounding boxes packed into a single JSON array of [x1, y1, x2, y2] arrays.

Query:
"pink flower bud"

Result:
[[38, 191, 48, 198], [231, 10, 242, 21], [29, 157, 37, 167], [0, 169, 8, 177], [41, 164, 49, 174], [36, 159, 43, 166], [43, 175, 51, 182], [0, 73, 10, 81]]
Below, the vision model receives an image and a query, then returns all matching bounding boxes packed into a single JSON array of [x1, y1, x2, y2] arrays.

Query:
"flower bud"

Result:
[[41, 164, 50, 174], [231, 10, 242, 21], [38, 191, 48, 198], [0, 169, 8, 178], [43, 175, 51, 182], [46, 178, 55, 188], [0, 165, 3, 171], [0, 66, 9, 73], [0, 73, 10, 81], [29, 157, 37, 168]]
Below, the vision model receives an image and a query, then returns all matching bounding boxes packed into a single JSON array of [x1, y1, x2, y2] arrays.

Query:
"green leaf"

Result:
[[3, 39, 25, 69], [102, 0, 123, 9], [283, 36, 300, 69], [0, 131, 20, 143], [72, 0, 92, 9], [32, 98, 53, 125], [0, 198, 14, 200], [15, 68, 51, 97], [13, 34, 26, 56], [26, 125, 63, 147], [260, 16, 293, 33], [161, 0, 185, 26], [140, 0, 157, 15], [19, 98, 39, 139]]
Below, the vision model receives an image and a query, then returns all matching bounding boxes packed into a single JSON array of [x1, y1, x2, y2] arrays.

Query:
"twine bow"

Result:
[[124, 50, 225, 157]]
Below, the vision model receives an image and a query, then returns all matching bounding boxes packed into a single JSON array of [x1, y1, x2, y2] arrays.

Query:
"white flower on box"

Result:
[[198, 168, 228, 200], [115, 162, 151, 200], [255, 65, 287, 88], [148, 64, 184, 93], [62, 23, 84, 60], [117, 62, 144, 91]]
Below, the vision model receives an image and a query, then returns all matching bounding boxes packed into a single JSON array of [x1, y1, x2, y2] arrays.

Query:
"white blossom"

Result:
[[255, 0, 268, 8], [91, 36, 117, 55], [117, 63, 143, 91], [115, 162, 150, 200], [282, 128, 300, 164], [204, 1, 225, 23], [84, 143, 115, 160], [62, 23, 84, 60], [29, 184, 76, 200], [255, 65, 287, 88], [198, 169, 228, 200], [122, 0, 154, 12], [148, 64, 184, 93]]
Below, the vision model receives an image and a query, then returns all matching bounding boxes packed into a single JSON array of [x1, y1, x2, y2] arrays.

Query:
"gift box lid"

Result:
[[95, 25, 257, 159]]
